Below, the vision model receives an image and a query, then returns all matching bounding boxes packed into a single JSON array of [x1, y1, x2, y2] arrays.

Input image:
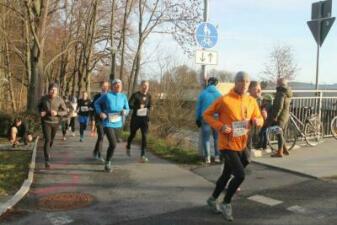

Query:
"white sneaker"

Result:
[[205, 156, 211, 164], [72, 132, 76, 137], [219, 203, 234, 221], [207, 197, 221, 214], [214, 156, 221, 163]]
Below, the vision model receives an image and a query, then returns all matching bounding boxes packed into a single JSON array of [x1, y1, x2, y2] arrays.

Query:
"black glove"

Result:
[[196, 119, 202, 128]]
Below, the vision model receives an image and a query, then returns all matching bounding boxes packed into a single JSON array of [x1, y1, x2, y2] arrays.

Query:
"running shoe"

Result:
[[139, 156, 149, 163], [104, 161, 112, 172], [219, 203, 234, 221], [126, 144, 131, 157], [207, 197, 220, 213]]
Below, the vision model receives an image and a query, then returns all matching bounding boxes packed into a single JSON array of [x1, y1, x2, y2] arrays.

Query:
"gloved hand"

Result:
[[196, 119, 202, 128]]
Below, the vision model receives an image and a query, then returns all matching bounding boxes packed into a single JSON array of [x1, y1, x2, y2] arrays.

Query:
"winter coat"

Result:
[[270, 86, 293, 129]]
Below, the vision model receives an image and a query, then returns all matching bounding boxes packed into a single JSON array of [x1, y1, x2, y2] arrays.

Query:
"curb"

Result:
[[0, 137, 39, 216], [251, 160, 318, 180]]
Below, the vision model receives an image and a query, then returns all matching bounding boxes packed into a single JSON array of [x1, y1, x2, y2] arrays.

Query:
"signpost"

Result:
[[307, 0, 335, 90]]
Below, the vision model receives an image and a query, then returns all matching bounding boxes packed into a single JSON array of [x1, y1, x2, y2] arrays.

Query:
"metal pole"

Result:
[[315, 43, 320, 91], [200, 0, 208, 88]]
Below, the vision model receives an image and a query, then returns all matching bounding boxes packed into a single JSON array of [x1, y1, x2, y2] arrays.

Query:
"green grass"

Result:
[[121, 131, 202, 165], [0, 150, 32, 197]]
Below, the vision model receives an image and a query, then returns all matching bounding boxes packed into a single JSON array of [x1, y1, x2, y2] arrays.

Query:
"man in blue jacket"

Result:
[[94, 79, 129, 172], [195, 77, 222, 164]]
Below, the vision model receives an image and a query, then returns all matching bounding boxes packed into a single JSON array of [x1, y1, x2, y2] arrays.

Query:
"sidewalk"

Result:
[[252, 138, 337, 179]]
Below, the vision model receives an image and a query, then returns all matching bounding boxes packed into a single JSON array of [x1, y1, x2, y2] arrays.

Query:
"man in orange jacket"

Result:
[[204, 71, 263, 221]]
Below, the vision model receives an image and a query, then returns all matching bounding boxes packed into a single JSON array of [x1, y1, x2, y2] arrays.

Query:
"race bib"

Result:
[[232, 121, 248, 137], [108, 113, 121, 123], [137, 108, 148, 117], [81, 106, 89, 112]]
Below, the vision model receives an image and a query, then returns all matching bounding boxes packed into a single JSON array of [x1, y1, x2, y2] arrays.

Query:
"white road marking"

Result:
[[248, 195, 283, 206], [287, 205, 307, 214], [46, 213, 73, 225]]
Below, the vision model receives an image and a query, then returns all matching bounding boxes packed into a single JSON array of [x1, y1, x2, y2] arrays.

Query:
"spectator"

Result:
[[269, 78, 293, 157], [8, 117, 33, 147], [195, 77, 222, 164]]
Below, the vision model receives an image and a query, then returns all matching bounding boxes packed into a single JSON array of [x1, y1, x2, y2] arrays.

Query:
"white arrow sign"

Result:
[[195, 49, 218, 65]]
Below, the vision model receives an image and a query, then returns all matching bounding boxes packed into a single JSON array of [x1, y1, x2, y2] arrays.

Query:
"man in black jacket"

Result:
[[38, 83, 68, 168], [91, 81, 110, 161], [126, 80, 152, 162]]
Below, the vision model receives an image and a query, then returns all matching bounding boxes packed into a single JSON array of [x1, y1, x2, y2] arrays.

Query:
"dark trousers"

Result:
[[93, 123, 104, 157], [127, 117, 149, 156], [69, 117, 76, 132], [42, 122, 59, 162], [79, 123, 87, 137], [104, 127, 118, 162], [212, 150, 248, 204], [61, 120, 69, 136]]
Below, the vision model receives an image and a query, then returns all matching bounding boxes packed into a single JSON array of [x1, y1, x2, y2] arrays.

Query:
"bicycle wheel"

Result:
[[330, 116, 337, 140], [304, 117, 323, 146], [266, 126, 279, 151], [283, 121, 297, 151]]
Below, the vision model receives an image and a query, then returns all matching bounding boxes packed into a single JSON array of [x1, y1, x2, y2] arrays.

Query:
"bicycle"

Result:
[[331, 115, 337, 139], [266, 106, 323, 151]]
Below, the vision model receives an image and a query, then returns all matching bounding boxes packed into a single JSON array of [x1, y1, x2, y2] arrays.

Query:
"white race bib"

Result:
[[81, 106, 89, 112], [108, 113, 121, 123], [136, 108, 148, 117], [232, 121, 248, 137]]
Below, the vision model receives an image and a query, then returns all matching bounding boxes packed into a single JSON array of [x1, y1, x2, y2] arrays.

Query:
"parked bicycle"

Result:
[[331, 115, 337, 139], [266, 106, 323, 151]]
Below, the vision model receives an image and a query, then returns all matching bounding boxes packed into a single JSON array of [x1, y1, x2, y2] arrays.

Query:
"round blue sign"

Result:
[[195, 22, 218, 49]]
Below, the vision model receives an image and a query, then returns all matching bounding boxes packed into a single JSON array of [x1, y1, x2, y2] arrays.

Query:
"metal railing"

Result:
[[263, 90, 337, 137]]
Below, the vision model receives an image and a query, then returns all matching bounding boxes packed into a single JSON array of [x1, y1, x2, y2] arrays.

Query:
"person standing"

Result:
[[204, 72, 263, 221], [69, 95, 78, 136], [270, 78, 293, 157], [38, 83, 68, 168], [126, 80, 152, 163], [94, 79, 129, 172], [91, 81, 110, 161], [77, 91, 91, 142], [195, 77, 222, 164]]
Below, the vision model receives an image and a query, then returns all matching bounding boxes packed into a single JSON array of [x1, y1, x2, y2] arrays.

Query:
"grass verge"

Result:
[[120, 131, 202, 165], [0, 150, 32, 197]]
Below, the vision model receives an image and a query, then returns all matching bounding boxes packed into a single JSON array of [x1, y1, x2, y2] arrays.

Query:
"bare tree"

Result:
[[262, 44, 299, 83], [208, 69, 234, 82]]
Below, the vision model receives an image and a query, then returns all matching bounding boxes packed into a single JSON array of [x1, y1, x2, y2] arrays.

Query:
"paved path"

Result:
[[0, 132, 336, 225]]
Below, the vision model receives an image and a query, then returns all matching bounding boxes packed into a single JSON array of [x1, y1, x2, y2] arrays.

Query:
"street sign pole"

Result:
[[315, 42, 320, 91], [200, 0, 208, 88]]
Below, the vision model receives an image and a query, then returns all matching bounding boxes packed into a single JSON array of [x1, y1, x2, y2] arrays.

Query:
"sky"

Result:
[[143, 0, 337, 84]]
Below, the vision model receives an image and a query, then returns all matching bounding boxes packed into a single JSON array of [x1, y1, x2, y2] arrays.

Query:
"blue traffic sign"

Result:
[[195, 22, 218, 49]]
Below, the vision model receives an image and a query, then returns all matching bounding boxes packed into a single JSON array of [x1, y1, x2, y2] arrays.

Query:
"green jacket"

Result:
[[270, 86, 293, 129]]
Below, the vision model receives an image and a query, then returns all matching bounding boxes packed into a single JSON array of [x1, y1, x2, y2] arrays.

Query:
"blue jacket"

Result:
[[195, 85, 222, 121], [94, 92, 130, 128]]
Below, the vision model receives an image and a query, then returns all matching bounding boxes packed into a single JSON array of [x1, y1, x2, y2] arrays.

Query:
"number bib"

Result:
[[81, 106, 89, 112], [232, 121, 248, 137], [108, 113, 121, 123], [137, 108, 148, 117]]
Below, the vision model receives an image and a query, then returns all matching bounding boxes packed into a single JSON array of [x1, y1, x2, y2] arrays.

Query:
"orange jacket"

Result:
[[203, 89, 263, 151]]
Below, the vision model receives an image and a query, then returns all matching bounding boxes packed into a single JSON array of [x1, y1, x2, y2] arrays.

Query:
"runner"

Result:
[[195, 77, 222, 164], [91, 81, 110, 161], [38, 83, 68, 168], [94, 79, 129, 172], [77, 91, 92, 142], [204, 72, 263, 221], [69, 95, 78, 136], [126, 80, 152, 163]]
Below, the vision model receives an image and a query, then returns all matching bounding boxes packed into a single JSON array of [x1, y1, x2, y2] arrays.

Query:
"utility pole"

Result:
[[200, 0, 208, 88]]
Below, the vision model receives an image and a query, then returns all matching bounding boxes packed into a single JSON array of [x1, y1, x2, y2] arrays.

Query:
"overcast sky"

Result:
[[143, 0, 337, 84]]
